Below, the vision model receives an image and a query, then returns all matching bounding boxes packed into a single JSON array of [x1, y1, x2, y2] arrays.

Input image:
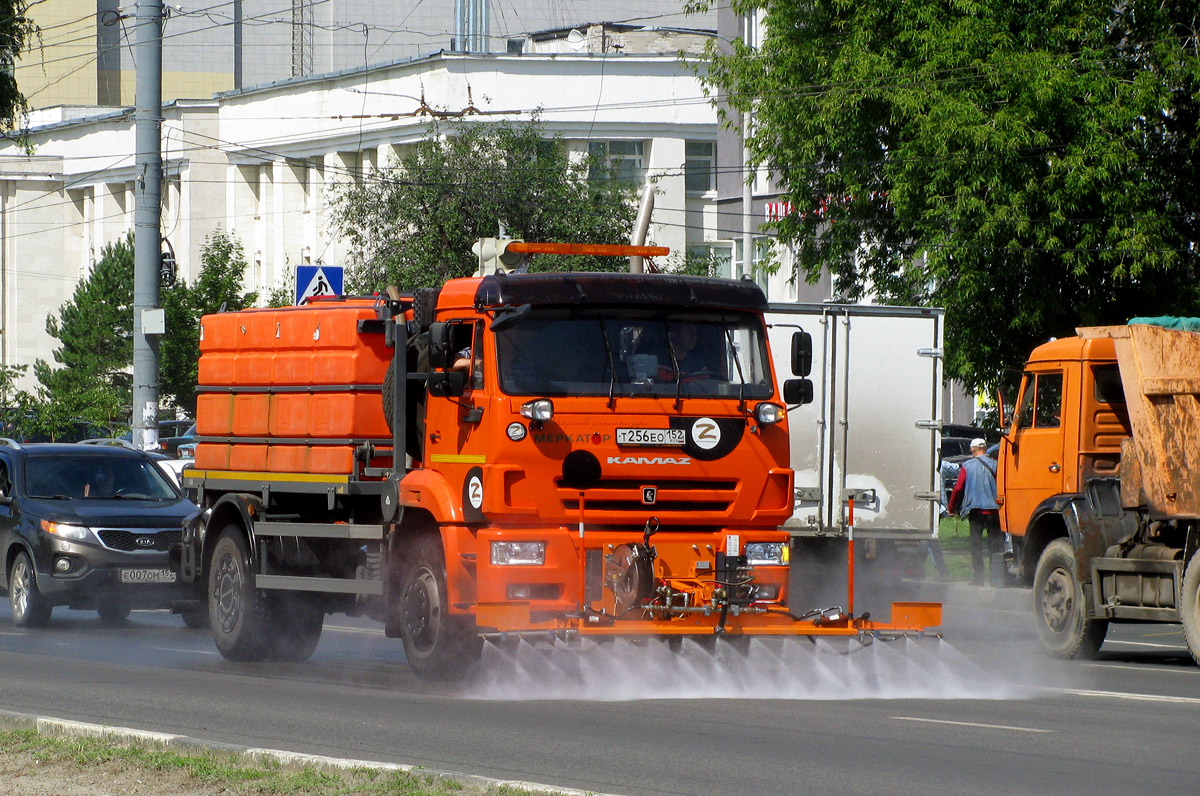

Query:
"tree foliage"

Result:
[[0, 1, 38, 130], [691, 0, 1200, 390], [160, 228, 257, 415], [33, 235, 135, 432], [330, 119, 639, 292]]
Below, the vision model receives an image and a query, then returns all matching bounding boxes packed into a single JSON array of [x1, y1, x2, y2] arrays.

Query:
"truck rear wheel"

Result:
[[209, 526, 270, 662], [1033, 538, 1107, 659], [399, 534, 481, 678], [267, 593, 324, 662], [1179, 554, 1200, 667]]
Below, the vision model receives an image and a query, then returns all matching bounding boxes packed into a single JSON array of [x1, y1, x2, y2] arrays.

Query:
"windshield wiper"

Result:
[[34, 494, 71, 500], [599, 322, 619, 409], [725, 329, 748, 413], [665, 322, 684, 409]]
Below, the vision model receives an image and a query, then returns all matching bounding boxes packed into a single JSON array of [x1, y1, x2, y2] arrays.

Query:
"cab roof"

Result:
[[468, 272, 769, 313]]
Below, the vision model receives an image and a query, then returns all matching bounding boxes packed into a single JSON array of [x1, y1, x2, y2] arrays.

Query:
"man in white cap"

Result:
[[948, 438, 1001, 585]]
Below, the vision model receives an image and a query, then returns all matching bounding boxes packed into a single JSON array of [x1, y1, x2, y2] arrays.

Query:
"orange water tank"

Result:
[[196, 299, 392, 475]]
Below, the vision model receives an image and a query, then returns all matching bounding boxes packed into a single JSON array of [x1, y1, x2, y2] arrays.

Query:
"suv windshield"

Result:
[[24, 454, 179, 500], [495, 307, 773, 399]]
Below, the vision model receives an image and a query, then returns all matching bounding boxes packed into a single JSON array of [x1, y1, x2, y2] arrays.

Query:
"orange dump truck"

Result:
[[175, 260, 940, 676], [999, 321, 1200, 663]]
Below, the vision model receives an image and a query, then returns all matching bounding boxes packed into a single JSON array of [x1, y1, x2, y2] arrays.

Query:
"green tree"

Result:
[[330, 119, 640, 292], [690, 0, 1200, 390], [161, 228, 257, 415], [33, 235, 134, 432], [0, 1, 38, 130]]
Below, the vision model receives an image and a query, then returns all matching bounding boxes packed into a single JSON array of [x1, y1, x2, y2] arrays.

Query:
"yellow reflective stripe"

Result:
[[186, 470, 350, 484], [428, 454, 487, 464]]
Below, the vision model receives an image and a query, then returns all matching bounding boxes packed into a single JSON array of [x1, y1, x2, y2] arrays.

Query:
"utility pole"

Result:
[[132, 0, 164, 451], [740, 13, 754, 282]]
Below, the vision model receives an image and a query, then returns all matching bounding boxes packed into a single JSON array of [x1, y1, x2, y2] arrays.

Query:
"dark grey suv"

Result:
[[0, 441, 200, 626]]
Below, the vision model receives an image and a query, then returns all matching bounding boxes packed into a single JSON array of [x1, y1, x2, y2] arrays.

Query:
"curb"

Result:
[[0, 709, 619, 796]]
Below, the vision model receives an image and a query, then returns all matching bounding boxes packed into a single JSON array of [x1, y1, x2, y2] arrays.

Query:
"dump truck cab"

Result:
[[999, 335, 1132, 580]]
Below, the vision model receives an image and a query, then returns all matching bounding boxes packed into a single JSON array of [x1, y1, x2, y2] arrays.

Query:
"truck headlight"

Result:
[[520, 399, 554, 422], [754, 402, 786, 425], [490, 541, 546, 566], [40, 520, 96, 543], [745, 541, 788, 566]]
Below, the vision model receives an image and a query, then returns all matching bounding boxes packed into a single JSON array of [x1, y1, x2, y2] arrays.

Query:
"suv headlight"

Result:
[[40, 520, 96, 543], [491, 541, 546, 566], [745, 541, 788, 566]]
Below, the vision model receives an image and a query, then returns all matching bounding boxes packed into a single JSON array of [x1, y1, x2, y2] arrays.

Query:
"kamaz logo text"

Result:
[[606, 456, 691, 465]]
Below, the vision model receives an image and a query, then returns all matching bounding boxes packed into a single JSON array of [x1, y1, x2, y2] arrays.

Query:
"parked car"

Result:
[[157, 422, 196, 458], [0, 441, 201, 626]]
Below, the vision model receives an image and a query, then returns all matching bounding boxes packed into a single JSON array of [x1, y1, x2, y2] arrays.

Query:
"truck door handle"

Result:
[[1048, 463, 1060, 473]]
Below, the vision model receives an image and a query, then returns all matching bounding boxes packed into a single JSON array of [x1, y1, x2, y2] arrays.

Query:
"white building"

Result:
[[0, 42, 724, 391]]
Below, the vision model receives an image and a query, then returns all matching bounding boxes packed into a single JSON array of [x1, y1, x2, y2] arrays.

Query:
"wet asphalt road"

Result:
[[1, 587, 1198, 796]]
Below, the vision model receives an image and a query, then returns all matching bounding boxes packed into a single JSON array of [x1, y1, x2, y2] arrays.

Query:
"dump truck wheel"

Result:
[[399, 534, 481, 679], [1033, 538, 1107, 659], [267, 593, 324, 662], [1179, 555, 1200, 667], [9, 551, 51, 628], [208, 526, 270, 661]]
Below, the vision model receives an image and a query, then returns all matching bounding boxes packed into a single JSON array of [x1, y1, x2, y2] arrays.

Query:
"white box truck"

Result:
[[765, 303, 944, 602]]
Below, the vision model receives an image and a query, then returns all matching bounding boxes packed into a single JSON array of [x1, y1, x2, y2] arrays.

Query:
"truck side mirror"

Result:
[[427, 322, 450, 369], [427, 371, 466, 398], [783, 378, 813, 406], [791, 331, 813, 377]]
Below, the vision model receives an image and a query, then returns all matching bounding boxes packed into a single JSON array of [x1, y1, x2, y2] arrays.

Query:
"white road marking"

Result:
[[323, 625, 386, 637], [1082, 662, 1196, 675], [148, 646, 219, 656], [891, 717, 1054, 733], [1057, 688, 1200, 705], [1102, 639, 1187, 650]]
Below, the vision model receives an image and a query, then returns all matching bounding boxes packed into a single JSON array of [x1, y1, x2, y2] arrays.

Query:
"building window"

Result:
[[686, 243, 732, 279], [588, 140, 644, 184], [684, 141, 715, 193]]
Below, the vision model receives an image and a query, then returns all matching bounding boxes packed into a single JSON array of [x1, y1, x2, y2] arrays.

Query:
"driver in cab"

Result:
[[661, 320, 719, 382]]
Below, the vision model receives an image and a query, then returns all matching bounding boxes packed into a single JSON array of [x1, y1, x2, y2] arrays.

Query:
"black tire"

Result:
[[96, 598, 131, 624], [382, 359, 396, 433], [1179, 554, 1200, 667], [180, 604, 209, 630], [208, 526, 270, 661], [9, 551, 51, 628], [1033, 538, 1107, 659], [398, 534, 481, 678], [266, 593, 324, 662]]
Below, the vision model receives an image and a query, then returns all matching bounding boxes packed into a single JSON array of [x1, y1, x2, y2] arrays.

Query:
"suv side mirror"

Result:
[[428, 371, 466, 398], [790, 331, 813, 377], [783, 378, 813, 406]]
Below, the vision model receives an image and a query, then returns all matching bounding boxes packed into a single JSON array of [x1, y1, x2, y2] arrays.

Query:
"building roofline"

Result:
[[219, 49, 704, 101]]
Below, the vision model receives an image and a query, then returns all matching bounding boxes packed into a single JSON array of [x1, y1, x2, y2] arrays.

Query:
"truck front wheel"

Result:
[[1179, 555, 1200, 667], [1033, 538, 1107, 659], [208, 527, 270, 662], [399, 535, 481, 678]]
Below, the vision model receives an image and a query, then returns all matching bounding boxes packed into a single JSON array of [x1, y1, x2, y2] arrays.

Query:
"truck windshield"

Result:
[[495, 307, 773, 399]]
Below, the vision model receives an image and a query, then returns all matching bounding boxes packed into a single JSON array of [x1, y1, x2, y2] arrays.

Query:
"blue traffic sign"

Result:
[[295, 264, 344, 305]]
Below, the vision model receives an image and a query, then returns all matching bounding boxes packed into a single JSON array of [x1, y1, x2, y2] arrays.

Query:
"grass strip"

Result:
[[0, 728, 550, 795]]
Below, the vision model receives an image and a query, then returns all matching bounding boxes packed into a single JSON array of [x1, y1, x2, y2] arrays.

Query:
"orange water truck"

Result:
[[173, 242, 941, 676]]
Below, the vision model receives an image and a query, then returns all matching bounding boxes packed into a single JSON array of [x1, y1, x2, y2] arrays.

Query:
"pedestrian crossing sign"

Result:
[[295, 265, 343, 305]]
